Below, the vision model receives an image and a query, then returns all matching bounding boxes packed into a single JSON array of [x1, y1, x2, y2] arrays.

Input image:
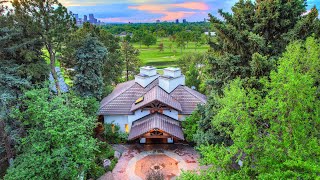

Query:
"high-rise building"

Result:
[[88, 14, 98, 24], [175, 19, 179, 24], [73, 14, 79, 20], [89, 14, 94, 22], [73, 14, 102, 25], [183, 19, 187, 23]]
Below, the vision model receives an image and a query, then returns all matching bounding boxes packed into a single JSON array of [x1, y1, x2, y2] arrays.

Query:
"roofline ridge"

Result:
[[135, 76, 160, 89], [99, 80, 136, 110], [130, 98, 182, 113], [181, 85, 207, 103]]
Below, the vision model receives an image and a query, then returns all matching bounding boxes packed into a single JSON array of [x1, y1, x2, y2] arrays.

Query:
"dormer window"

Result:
[[135, 96, 144, 104]]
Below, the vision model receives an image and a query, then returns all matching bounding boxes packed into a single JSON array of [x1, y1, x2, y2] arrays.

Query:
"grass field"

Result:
[[133, 37, 209, 69]]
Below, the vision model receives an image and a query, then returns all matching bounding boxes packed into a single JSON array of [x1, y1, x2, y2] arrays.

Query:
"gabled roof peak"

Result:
[[130, 85, 182, 112]]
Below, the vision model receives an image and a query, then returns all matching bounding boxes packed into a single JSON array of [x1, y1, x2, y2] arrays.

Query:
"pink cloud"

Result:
[[128, 4, 169, 12], [172, 2, 209, 11], [159, 11, 196, 21], [128, 1, 209, 21]]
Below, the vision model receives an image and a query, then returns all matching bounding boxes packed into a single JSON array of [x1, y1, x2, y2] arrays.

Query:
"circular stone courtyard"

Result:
[[135, 154, 179, 179], [126, 150, 187, 180], [99, 144, 202, 180]]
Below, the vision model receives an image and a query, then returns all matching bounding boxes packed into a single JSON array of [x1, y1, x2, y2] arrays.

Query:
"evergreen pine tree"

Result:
[[121, 41, 140, 81], [73, 36, 107, 100], [208, 0, 319, 93], [0, 3, 49, 175], [12, 0, 75, 95]]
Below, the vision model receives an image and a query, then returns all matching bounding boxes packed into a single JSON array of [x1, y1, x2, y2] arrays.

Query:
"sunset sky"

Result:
[[61, 0, 319, 23]]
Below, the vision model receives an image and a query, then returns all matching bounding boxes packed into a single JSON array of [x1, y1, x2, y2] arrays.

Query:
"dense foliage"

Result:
[[142, 33, 157, 48], [61, 22, 124, 89], [102, 22, 211, 36], [0, 2, 49, 176], [208, 0, 319, 93], [4, 88, 99, 180], [178, 53, 209, 94], [181, 1, 320, 179], [183, 0, 320, 148], [1, 1, 117, 178], [74, 36, 107, 99], [181, 36, 320, 179], [12, 0, 75, 94]]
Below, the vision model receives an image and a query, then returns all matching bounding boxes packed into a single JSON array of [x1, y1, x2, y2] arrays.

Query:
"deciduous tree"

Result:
[[142, 33, 157, 48], [181, 37, 320, 180], [4, 88, 98, 180]]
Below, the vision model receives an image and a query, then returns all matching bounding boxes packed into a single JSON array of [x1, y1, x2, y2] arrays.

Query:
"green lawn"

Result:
[[133, 37, 209, 69]]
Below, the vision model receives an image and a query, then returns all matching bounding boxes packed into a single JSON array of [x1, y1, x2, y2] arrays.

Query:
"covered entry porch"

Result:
[[128, 113, 185, 144]]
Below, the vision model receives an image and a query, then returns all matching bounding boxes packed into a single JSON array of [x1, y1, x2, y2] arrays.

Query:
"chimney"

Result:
[[159, 67, 185, 93], [135, 66, 159, 87]]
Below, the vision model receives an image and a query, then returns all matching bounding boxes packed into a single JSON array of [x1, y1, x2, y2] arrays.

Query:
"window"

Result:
[[125, 124, 129, 133], [135, 96, 144, 104]]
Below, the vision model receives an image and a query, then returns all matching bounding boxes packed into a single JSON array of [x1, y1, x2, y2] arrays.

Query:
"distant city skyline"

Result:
[[63, 0, 320, 23], [73, 13, 103, 25], [3, 0, 319, 23]]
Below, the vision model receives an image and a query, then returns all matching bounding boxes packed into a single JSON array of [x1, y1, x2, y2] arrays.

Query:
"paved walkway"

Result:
[[100, 144, 201, 180]]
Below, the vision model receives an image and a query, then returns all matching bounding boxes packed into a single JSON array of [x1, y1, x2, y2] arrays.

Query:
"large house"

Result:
[[98, 66, 207, 143]]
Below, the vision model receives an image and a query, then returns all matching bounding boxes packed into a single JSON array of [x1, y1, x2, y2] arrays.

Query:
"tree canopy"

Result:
[[12, 0, 75, 94], [208, 0, 319, 93], [4, 88, 98, 180], [73, 36, 107, 100], [181, 36, 320, 180]]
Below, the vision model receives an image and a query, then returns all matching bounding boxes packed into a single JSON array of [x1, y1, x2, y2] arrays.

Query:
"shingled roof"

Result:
[[98, 77, 206, 115], [128, 113, 184, 140]]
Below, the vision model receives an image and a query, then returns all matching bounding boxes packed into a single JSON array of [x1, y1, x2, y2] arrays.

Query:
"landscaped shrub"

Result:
[[87, 142, 117, 179], [105, 122, 128, 144], [87, 163, 106, 179], [107, 158, 118, 172], [146, 171, 165, 180]]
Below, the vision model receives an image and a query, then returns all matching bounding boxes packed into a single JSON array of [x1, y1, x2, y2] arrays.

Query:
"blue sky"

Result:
[[62, 0, 320, 23]]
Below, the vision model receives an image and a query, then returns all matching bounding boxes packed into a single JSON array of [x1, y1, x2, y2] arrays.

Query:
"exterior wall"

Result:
[[104, 115, 128, 132], [104, 111, 189, 134], [140, 67, 157, 76], [159, 75, 185, 93], [163, 68, 181, 78], [105, 110, 150, 133], [128, 110, 150, 130], [135, 75, 159, 87], [163, 109, 178, 120]]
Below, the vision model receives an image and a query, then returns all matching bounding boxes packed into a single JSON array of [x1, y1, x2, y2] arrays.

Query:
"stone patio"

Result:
[[99, 144, 201, 180]]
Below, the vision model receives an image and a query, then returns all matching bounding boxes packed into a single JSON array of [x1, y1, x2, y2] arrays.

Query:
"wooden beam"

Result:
[[142, 135, 171, 139]]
